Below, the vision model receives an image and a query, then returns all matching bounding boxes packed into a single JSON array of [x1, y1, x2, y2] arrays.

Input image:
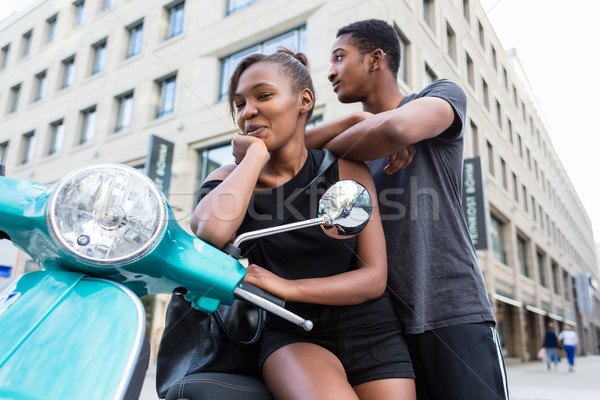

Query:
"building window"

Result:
[[79, 106, 97, 145], [227, 0, 259, 14], [126, 21, 143, 58], [526, 147, 531, 170], [156, 74, 177, 118], [33, 70, 47, 102], [195, 143, 235, 202], [115, 91, 134, 132], [517, 235, 529, 278], [47, 119, 64, 156], [512, 172, 518, 202], [20, 30, 33, 58], [8, 84, 21, 113], [466, 120, 479, 157], [562, 271, 570, 301], [490, 214, 507, 265], [423, 0, 435, 32], [477, 20, 485, 48], [220, 26, 307, 100], [73, 1, 85, 27], [507, 118, 514, 144], [462, 0, 470, 23], [502, 67, 508, 90], [0, 141, 9, 165], [491, 45, 497, 71], [20, 132, 35, 165], [466, 52, 474, 88], [537, 251, 546, 287], [486, 141, 494, 176], [166, 2, 185, 39], [521, 185, 528, 212], [396, 29, 409, 84], [1, 44, 10, 70], [500, 157, 507, 190], [512, 85, 518, 105], [482, 78, 489, 109], [60, 56, 76, 88], [517, 134, 523, 158], [91, 39, 108, 74], [423, 63, 437, 87], [46, 14, 58, 43], [495, 100, 502, 129], [101, 0, 114, 11], [446, 22, 457, 63]]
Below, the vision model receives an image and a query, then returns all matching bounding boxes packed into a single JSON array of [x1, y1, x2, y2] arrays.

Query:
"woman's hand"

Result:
[[232, 132, 269, 165], [243, 264, 292, 300]]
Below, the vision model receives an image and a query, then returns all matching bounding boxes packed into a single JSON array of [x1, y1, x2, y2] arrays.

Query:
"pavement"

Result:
[[139, 355, 600, 399]]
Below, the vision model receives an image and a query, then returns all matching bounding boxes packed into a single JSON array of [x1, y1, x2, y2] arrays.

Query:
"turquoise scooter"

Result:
[[0, 162, 371, 399]]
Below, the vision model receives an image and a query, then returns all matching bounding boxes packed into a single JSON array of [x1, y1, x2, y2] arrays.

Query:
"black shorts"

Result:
[[405, 322, 509, 400], [259, 328, 415, 386]]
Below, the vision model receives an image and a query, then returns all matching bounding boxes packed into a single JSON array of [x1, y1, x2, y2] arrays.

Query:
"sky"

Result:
[[2, 0, 600, 243]]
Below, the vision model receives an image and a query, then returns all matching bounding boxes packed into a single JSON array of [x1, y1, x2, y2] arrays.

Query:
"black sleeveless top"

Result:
[[199, 149, 400, 337]]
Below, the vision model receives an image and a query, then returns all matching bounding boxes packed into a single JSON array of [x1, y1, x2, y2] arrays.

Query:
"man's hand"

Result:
[[383, 145, 415, 174], [232, 132, 269, 165]]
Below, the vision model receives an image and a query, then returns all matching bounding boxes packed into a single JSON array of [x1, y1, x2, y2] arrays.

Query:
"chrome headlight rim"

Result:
[[46, 163, 168, 267]]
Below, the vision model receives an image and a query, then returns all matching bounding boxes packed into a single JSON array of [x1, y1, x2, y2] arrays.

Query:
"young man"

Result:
[[306, 19, 509, 400]]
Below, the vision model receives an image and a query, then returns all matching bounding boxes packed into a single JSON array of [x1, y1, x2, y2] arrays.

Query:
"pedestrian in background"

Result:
[[543, 323, 559, 370], [559, 326, 579, 372]]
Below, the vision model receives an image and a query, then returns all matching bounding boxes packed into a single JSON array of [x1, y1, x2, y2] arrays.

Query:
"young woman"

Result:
[[190, 49, 415, 400]]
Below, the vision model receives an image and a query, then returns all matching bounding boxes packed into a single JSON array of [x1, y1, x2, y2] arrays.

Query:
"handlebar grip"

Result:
[[236, 282, 285, 307]]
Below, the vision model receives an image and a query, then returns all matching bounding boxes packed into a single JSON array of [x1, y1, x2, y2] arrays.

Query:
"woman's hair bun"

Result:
[[276, 48, 309, 69]]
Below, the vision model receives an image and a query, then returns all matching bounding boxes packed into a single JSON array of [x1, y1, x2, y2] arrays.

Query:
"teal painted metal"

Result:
[[0, 271, 145, 399], [0, 175, 246, 312]]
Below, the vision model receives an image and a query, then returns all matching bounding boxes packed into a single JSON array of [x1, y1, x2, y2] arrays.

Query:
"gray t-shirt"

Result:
[[366, 79, 495, 334]]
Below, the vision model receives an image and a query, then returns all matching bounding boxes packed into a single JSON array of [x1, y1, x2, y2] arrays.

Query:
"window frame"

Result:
[[91, 39, 108, 75], [156, 74, 177, 118], [115, 91, 134, 132], [79, 106, 97, 145], [166, 1, 185, 39], [219, 26, 307, 101], [47, 119, 65, 156]]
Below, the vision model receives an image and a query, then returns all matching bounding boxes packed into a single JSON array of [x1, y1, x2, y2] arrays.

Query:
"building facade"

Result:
[[1, 0, 599, 364]]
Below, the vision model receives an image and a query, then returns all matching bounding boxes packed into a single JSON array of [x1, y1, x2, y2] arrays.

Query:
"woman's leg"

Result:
[[262, 342, 359, 400], [353, 378, 416, 400]]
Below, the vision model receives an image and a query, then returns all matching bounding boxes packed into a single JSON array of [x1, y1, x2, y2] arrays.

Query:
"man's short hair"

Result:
[[337, 19, 401, 76]]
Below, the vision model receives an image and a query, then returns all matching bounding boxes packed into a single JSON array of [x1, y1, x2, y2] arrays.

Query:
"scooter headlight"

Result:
[[46, 163, 167, 267]]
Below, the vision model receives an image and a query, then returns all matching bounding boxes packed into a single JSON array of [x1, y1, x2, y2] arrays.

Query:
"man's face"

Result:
[[328, 34, 371, 103]]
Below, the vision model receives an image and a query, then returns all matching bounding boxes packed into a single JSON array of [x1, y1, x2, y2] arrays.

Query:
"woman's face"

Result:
[[233, 62, 306, 152]]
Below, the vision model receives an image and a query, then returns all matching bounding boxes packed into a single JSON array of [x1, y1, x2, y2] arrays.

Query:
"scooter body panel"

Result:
[[0, 270, 146, 400]]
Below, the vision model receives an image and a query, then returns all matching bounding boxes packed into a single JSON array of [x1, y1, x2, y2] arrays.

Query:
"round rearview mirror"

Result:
[[318, 180, 372, 239]]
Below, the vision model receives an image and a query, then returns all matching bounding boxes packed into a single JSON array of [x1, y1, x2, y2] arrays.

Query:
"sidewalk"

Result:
[[140, 355, 600, 399], [506, 355, 600, 400]]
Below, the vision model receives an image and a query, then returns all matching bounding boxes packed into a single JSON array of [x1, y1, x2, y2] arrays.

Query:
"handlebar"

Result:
[[233, 283, 313, 332]]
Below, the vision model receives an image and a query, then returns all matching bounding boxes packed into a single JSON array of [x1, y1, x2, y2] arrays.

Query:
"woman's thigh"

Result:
[[353, 378, 416, 400], [262, 342, 359, 400]]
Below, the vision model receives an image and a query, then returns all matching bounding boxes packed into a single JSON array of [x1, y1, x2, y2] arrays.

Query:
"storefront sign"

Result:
[[145, 134, 174, 197], [462, 157, 488, 249]]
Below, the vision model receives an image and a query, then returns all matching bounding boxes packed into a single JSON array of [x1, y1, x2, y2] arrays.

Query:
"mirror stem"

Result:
[[232, 216, 331, 248]]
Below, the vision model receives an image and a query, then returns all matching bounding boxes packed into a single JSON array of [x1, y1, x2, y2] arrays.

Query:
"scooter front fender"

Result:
[[0, 270, 147, 400]]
